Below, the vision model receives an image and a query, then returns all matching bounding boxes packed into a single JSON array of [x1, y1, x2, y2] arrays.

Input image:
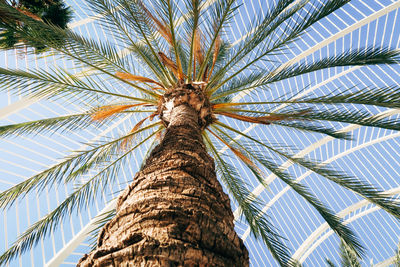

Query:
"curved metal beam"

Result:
[[69, 14, 104, 29], [272, 0, 400, 74], [292, 187, 400, 263], [375, 255, 397, 267], [0, 97, 42, 120]]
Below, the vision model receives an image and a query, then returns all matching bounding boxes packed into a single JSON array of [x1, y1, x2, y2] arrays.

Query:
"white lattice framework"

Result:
[[1, 0, 400, 266]]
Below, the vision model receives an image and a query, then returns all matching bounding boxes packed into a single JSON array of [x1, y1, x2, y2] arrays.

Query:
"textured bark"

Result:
[[78, 103, 249, 266]]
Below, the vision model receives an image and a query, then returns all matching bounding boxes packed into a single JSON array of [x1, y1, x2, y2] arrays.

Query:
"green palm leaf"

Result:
[[0, 121, 161, 209], [0, 67, 155, 102], [211, 124, 364, 257], [215, 121, 400, 220], [204, 132, 292, 266], [211, 48, 399, 97]]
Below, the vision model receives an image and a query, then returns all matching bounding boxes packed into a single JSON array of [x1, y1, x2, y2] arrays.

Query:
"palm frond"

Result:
[[118, 0, 177, 84], [277, 151, 400, 221], [0, 3, 152, 86], [326, 259, 337, 267], [0, 121, 161, 209], [14, 8, 43, 21], [207, 34, 222, 80], [176, 40, 190, 79], [68, 123, 163, 181], [184, 0, 202, 82], [0, 17, 159, 98], [294, 108, 400, 132], [161, 0, 185, 80], [211, 124, 364, 257], [271, 121, 351, 140], [196, 0, 237, 80], [193, 28, 204, 78], [87, 208, 116, 250], [208, 0, 354, 92], [158, 51, 181, 79], [339, 239, 361, 267], [216, 118, 351, 140], [262, 157, 363, 257], [272, 0, 351, 49], [216, 104, 400, 133], [262, 48, 399, 86], [208, 127, 269, 189], [210, 71, 264, 100], [0, 113, 92, 137], [115, 72, 165, 88], [86, 0, 171, 85], [215, 109, 309, 125], [91, 104, 152, 121], [55, 29, 132, 74], [139, 1, 173, 45], [288, 85, 400, 109], [287, 155, 400, 219], [0, 1, 72, 51], [120, 115, 154, 149], [211, 47, 399, 96], [207, 0, 300, 87], [214, 121, 400, 221], [0, 129, 159, 265], [204, 132, 292, 266], [129, 42, 171, 84], [205, 39, 231, 84], [0, 67, 154, 103], [212, 84, 400, 109]]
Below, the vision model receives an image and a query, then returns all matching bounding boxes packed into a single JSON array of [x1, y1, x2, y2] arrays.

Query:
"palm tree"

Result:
[[0, 0, 400, 265], [0, 0, 72, 51]]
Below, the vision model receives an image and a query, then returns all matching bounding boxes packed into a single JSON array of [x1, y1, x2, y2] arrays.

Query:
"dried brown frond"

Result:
[[121, 115, 151, 150], [193, 29, 204, 66], [202, 64, 209, 82], [212, 102, 238, 109], [16, 8, 42, 21], [208, 35, 221, 81], [151, 87, 167, 91], [115, 72, 164, 87], [215, 110, 309, 125], [91, 104, 147, 121], [158, 52, 180, 78], [176, 54, 184, 80], [139, 2, 173, 45], [149, 111, 158, 121], [207, 128, 264, 176], [137, 1, 184, 80], [155, 129, 164, 141]]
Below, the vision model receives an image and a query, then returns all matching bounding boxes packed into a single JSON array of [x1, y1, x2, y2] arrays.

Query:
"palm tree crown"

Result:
[[0, 0, 400, 265]]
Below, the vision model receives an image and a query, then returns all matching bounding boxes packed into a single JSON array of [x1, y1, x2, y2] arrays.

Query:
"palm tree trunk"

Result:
[[78, 104, 249, 266]]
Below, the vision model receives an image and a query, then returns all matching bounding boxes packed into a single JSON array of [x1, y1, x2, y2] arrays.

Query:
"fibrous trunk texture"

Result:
[[78, 104, 249, 266]]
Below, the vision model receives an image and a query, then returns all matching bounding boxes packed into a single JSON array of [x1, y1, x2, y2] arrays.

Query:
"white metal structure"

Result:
[[1, 0, 400, 266]]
